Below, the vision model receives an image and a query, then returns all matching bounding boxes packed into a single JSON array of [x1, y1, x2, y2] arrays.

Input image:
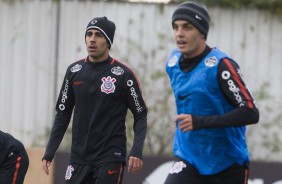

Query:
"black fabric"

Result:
[[86, 16, 116, 48], [179, 45, 211, 72], [43, 56, 147, 165], [0, 131, 29, 184], [164, 157, 248, 184], [172, 1, 210, 38], [65, 162, 124, 184]]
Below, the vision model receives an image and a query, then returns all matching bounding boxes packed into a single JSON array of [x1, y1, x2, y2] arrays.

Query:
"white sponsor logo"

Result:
[[65, 165, 74, 180], [205, 56, 218, 67], [101, 76, 116, 94], [59, 79, 69, 111], [127, 80, 142, 112], [168, 55, 178, 67], [127, 80, 133, 87], [59, 104, 65, 111], [222, 70, 244, 107], [237, 69, 244, 79], [169, 161, 186, 174], [111, 66, 124, 75], [114, 152, 122, 156], [222, 71, 231, 80], [70, 64, 82, 73], [195, 14, 202, 20], [91, 20, 97, 25]]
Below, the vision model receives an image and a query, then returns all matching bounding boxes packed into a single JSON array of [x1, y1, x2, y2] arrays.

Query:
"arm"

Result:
[[0, 131, 8, 165], [42, 69, 75, 175], [178, 58, 259, 131], [193, 58, 259, 129], [125, 71, 148, 173]]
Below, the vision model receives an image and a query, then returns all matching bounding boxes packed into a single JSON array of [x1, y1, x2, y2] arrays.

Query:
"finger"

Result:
[[133, 158, 140, 173], [43, 164, 49, 175], [176, 114, 186, 121], [129, 157, 142, 174], [128, 158, 133, 173], [179, 122, 191, 132], [134, 158, 143, 173], [130, 158, 138, 173], [136, 159, 143, 172], [42, 160, 50, 175]]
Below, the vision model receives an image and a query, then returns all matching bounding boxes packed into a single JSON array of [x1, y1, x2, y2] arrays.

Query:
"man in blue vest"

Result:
[[164, 1, 259, 184]]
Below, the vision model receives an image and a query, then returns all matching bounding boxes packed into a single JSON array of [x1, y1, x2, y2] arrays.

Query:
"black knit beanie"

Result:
[[172, 1, 210, 39], [85, 16, 116, 48]]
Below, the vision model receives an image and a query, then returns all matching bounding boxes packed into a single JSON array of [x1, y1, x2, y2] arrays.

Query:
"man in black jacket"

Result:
[[42, 16, 148, 184], [0, 130, 29, 184]]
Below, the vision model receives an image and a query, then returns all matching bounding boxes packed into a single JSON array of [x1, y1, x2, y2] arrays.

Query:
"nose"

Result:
[[175, 27, 184, 37], [90, 35, 96, 41]]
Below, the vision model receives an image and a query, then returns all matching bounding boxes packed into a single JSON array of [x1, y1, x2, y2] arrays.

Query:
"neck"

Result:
[[89, 54, 109, 62], [184, 41, 207, 59]]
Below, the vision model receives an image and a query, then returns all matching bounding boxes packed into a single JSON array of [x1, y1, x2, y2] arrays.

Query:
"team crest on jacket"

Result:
[[101, 76, 116, 94], [205, 56, 218, 67], [111, 66, 124, 75], [70, 64, 82, 72], [168, 55, 178, 67]]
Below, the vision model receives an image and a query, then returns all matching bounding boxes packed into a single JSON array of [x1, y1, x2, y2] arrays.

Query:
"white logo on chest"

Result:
[[111, 66, 124, 75], [101, 76, 116, 94], [168, 55, 178, 67], [205, 56, 218, 67]]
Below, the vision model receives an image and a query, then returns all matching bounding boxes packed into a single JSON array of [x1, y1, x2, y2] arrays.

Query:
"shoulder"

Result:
[[64, 58, 85, 74], [218, 57, 240, 70], [0, 131, 7, 145], [166, 48, 181, 65], [207, 48, 239, 68], [112, 59, 136, 75]]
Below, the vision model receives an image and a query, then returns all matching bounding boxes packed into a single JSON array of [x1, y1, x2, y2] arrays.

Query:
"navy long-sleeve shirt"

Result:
[[43, 56, 147, 165]]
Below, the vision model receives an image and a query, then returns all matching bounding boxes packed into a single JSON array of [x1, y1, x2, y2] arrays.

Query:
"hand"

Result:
[[128, 156, 143, 174], [42, 159, 51, 175], [176, 114, 193, 132]]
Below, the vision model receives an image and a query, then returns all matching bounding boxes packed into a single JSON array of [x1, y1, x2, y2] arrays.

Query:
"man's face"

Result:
[[85, 29, 109, 62], [172, 20, 205, 58]]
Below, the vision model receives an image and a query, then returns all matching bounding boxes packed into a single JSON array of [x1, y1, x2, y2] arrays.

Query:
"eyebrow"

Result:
[[86, 30, 102, 34]]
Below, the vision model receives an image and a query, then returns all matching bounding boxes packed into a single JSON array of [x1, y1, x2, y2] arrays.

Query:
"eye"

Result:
[[95, 32, 104, 37], [172, 24, 178, 31], [183, 24, 193, 31], [86, 32, 93, 37]]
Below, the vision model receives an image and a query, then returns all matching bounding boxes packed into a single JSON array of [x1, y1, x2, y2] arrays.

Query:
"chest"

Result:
[[71, 64, 125, 98], [171, 63, 218, 96]]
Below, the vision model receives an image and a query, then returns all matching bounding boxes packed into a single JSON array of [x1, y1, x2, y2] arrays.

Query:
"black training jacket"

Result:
[[43, 56, 147, 165]]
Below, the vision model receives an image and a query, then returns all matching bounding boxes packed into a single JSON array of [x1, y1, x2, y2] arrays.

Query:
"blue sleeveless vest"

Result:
[[166, 48, 249, 175]]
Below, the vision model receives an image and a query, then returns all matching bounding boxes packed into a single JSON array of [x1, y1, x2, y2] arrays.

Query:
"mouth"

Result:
[[88, 45, 97, 52], [176, 40, 186, 48]]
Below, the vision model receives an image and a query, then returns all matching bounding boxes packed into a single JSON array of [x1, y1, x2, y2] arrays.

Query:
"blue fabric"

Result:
[[166, 48, 249, 175]]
